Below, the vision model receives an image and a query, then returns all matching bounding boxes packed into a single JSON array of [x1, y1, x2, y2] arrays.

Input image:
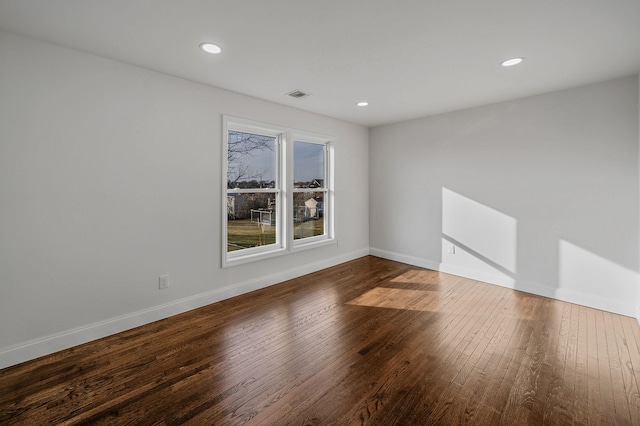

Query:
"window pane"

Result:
[[227, 131, 277, 190], [294, 141, 324, 188], [293, 191, 325, 240], [227, 192, 277, 251]]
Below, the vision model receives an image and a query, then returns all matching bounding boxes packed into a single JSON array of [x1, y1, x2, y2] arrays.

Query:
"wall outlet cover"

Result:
[[159, 275, 170, 289]]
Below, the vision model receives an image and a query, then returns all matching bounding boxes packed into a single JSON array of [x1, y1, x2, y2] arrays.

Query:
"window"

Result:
[[293, 140, 328, 243], [223, 117, 333, 266]]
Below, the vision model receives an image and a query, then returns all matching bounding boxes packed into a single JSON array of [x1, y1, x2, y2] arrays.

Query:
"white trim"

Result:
[[327, 143, 335, 240], [224, 246, 288, 267], [223, 115, 287, 138], [3, 246, 635, 369], [0, 248, 370, 370], [292, 237, 336, 252], [223, 116, 287, 268], [222, 116, 336, 267], [370, 247, 637, 317], [291, 137, 333, 245]]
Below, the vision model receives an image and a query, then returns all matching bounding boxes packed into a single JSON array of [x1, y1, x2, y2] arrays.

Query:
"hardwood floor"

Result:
[[2, 256, 640, 425]]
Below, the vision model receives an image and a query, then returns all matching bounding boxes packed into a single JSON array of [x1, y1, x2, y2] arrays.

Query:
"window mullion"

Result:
[[283, 131, 293, 249]]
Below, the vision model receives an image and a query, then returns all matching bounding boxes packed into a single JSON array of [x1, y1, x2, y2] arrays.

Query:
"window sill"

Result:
[[223, 238, 336, 268], [223, 247, 288, 268], [292, 237, 335, 252]]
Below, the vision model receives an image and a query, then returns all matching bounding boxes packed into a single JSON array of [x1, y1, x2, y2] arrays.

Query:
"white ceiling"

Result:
[[1, 0, 639, 127]]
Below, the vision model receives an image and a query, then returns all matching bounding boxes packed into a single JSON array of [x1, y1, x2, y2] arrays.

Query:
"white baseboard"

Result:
[[370, 247, 637, 318], [0, 248, 370, 370], [2, 246, 635, 370]]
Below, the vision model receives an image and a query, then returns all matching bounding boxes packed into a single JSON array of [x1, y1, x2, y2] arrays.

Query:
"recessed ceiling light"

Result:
[[200, 42, 222, 54], [501, 57, 524, 67], [357, 101, 369, 107]]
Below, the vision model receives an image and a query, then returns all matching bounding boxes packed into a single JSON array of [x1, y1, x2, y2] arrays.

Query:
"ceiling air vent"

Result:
[[286, 89, 311, 99]]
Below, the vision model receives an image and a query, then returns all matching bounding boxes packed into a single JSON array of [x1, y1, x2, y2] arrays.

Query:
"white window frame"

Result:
[[222, 116, 334, 267], [290, 133, 333, 249]]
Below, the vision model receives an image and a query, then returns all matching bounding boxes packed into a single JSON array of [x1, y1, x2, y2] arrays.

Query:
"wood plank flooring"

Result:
[[2, 256, 640, 425]]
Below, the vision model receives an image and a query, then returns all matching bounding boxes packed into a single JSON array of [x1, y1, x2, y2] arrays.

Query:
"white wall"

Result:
[[370, 76, 639, 316], [0, 31, 369, 368]]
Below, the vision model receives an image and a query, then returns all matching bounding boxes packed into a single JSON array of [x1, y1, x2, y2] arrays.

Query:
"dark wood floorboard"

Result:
[[2, 256, 640, 425]]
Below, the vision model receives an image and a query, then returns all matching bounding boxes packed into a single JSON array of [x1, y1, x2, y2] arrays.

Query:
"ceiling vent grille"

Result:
[[286, 89, 311, 99]]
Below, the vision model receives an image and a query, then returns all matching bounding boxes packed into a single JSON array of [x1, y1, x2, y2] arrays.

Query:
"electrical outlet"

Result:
[[447, 244, 456, 254], [159, 275, 170, 289]]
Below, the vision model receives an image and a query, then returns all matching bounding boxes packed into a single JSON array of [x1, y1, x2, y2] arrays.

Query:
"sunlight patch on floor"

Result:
[[347, 287, 437, 312]]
